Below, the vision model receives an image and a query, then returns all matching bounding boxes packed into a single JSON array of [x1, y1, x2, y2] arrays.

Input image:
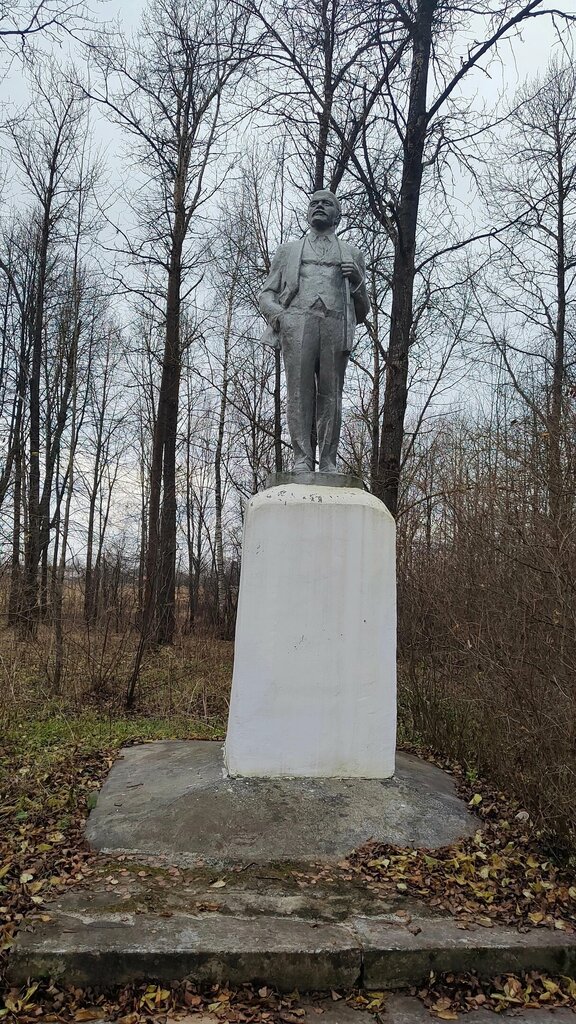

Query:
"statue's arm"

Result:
[[259, 245, 287, 327]]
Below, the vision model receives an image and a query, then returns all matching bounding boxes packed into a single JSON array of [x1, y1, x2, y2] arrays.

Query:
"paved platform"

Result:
[[10, 741, 576, 992], [384, 997, 576, 1024], [85, 741, 475, 864], [316, 998, 576, 1024]]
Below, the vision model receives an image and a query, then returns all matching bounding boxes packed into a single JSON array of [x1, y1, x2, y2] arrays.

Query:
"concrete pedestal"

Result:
[[225, 482, 396, 778]]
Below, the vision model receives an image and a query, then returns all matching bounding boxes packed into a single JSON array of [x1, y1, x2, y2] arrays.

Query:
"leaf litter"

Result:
[[345, 756, 576, 933], [412, 968, 576, 1016]]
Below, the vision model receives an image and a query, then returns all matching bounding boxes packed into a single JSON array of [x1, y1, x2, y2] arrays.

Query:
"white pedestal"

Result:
[[224, 483, 396, 778]]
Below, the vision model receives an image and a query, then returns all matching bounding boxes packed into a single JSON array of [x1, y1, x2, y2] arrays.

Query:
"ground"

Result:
[[1, 636, 575, 1021]]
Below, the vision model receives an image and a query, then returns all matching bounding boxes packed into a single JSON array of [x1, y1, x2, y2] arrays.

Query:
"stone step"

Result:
[[10, 906, 576, 990]]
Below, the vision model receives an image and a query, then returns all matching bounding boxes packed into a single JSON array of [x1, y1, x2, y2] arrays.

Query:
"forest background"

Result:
[[0, 0, 575, 856]]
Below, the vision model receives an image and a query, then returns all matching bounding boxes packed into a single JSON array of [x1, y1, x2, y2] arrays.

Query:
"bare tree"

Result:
[[91, 0, 255, 700], [2, 69, 88, 633], [360, 0, 576, 516], [82, 321, 128, 624], [1, 0, 91, 41], [0, 0, 98, 85], [477, 57, 576, 530], [248, 0, 409, 193]]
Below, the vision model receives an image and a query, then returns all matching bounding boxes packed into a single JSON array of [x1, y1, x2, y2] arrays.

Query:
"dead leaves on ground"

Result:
[[417, 969, 576, 1016], [2, 975, 576, 1023], [348, 764, 576, 933], [2, 735, 576, 1020], [349, 828, 576, 931], [0, 980, 325, 1024], [0, 746, 113, 977]]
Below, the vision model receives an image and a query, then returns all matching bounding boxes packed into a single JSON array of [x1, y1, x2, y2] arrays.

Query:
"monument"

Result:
[[9, 196, 553, 997], [225, 190, 397, 778]]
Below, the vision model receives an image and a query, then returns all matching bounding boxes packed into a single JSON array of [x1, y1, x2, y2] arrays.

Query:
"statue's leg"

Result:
[[317, 317, 348, 473], [281, 312, 319, 472]]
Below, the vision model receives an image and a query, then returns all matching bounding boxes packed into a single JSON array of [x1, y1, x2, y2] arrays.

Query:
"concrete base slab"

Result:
[[356, 916, 576, 987], [85, 741, 474, 864], [11, 742, 575, 992], [9, 912, 360, 990]]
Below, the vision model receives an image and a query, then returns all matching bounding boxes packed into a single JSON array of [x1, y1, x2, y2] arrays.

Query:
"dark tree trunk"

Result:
[[127, 220, 184, 704], [21, 210, 51, 633], [84, 421, 105, 623], [8, 431, 23, 626], [548, 117, 566, 529], [154, 228, 184, 645], [7, 320, 29, 625], [376, 0, 436, 517]]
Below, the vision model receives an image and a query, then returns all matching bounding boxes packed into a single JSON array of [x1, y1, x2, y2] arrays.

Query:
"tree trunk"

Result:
[[126, 218, 184, 705], [8, 426, 23, 626], [155, 232, 184, 645], [185, 464, 195, 631], [84, 422, 104, 623], [215, 284, 235, 630], [7, 323, 28, 625], [369, 268, 381, 493], [53, 358, 78, 692], [376, 0, 435, 517], [547, 117, 566, 529], [21, 209, 51, 634]]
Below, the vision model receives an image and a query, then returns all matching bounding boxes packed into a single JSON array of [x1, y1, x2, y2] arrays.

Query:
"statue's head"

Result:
[[307, 189, 341, 230]]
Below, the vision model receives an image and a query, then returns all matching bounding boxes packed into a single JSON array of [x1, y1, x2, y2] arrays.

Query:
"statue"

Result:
[[260, 190, 370, 474]]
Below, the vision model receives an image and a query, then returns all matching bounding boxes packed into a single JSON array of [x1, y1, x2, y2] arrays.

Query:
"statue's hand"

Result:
[[341, 260, 362, 288], [270, 305, 284, 331]]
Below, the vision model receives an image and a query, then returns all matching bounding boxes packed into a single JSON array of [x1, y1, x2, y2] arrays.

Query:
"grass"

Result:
[[3, 708, 223, 759], [0, 624, 234, 728]]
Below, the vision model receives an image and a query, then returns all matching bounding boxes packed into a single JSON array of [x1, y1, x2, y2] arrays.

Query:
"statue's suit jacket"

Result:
[[260, 234, 370, 352]]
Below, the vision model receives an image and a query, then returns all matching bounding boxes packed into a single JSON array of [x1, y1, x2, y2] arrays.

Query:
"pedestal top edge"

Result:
[[265, 471, 364, 490], [250, 481, 394, 519]]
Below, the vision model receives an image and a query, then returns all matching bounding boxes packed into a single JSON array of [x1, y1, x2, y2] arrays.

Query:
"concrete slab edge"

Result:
[[8, 914, 576, 992]]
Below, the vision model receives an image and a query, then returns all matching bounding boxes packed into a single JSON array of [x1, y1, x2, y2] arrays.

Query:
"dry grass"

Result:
[[397, 508, 576, 856], [0, 621, 234, 733]]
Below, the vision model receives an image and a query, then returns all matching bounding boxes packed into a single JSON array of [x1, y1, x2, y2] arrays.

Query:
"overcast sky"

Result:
[[101, 0, 575, 86], [4, 0, 576, 111]]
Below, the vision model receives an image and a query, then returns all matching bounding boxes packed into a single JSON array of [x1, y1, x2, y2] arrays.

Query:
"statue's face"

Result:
[[307, 194, 339, 230]]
